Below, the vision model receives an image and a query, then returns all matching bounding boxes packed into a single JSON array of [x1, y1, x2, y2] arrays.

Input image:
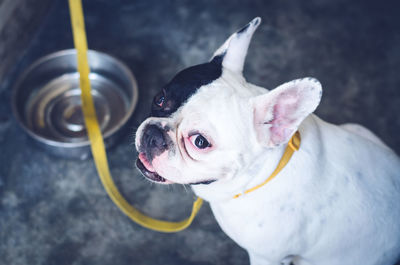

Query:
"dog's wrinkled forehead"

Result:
[[151, 55, 224, 118]]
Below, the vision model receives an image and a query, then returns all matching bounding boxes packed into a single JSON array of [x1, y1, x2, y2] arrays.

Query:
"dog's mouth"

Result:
[[136, 153, 167, 183]]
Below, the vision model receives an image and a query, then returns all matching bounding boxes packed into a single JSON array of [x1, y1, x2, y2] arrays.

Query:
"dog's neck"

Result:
[[191, 116, 320, 203], [191, 145, 288, 202]]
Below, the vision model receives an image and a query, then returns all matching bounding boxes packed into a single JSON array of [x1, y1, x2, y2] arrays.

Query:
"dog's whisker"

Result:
[[182, 184, 190, 194]]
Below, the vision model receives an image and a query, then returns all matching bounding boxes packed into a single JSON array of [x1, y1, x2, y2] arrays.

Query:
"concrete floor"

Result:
[[1, 0, 400, 264]]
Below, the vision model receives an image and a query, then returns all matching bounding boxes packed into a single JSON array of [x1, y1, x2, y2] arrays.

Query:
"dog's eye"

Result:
[[154, 92, 165, 107], [155, 95, 165, 107], [190, 134, 211, 149]]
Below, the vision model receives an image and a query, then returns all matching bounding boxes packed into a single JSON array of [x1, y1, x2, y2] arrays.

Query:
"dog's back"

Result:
[[298, 116, 400, 265]]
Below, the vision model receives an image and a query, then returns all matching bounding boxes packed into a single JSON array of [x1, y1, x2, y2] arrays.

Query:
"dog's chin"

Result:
[[136, 154, 173, 184]]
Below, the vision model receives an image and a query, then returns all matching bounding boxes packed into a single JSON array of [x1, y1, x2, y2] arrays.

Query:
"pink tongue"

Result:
[[139, 153, 155, 172]]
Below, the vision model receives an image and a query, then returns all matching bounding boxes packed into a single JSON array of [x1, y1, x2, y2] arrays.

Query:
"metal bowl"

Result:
[[12, 49, 138, 159]]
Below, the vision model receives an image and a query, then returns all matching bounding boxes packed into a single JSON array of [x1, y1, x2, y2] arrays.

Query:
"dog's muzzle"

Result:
[[140, 124, 168, 160], [136, 124, 169, 183]]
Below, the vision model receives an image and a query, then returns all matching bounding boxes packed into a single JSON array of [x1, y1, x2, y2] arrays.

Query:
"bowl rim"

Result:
[[11, 49, 139, 149]]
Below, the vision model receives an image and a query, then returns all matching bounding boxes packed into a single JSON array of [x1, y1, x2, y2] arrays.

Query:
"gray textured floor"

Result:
[[1, 0, 400, 264]]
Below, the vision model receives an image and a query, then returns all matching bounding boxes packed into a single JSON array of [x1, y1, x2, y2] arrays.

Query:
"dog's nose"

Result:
[[142, 124, 168, 159]]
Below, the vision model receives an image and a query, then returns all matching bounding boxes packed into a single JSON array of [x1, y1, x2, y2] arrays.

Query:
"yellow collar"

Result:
[[233, 131, 301, 199]]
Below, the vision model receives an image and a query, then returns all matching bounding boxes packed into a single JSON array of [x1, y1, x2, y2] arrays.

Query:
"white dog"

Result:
[[135, 17, 400, 265]]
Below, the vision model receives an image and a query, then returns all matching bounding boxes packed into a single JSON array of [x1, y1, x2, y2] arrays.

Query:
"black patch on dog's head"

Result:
[[151, 55, 224, 117]]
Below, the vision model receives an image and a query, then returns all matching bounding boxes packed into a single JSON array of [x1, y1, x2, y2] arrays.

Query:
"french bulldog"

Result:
[[135, 17, 400, 265]]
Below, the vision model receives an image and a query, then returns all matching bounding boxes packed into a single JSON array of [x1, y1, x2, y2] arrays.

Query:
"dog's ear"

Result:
[[211, 17, 261, 74], [251, 78, 322, 147]]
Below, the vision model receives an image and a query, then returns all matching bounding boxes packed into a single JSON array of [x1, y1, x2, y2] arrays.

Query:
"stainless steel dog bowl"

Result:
[[12, 49, 138, 159]]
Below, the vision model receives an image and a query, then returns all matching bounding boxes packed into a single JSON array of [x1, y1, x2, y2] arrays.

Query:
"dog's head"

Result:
[[135, 17, 322, 185]]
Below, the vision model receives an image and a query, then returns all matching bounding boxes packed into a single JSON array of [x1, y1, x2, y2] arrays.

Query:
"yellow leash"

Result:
[[233, 131, 301, 198], [68, 0, 300, 232], [68, 0, 203, 233]]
